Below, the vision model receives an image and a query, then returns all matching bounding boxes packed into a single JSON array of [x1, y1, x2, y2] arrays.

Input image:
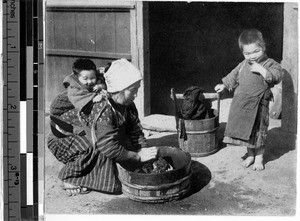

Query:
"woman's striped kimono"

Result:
[[47, 91, 147, 193]]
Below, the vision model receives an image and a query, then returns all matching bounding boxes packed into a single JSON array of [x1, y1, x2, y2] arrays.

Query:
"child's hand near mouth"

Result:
[[249, 61, 267, 78]]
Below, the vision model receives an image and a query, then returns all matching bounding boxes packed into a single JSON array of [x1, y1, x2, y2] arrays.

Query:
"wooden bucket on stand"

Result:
[[170, 88, 220, 157], [117, 146, 191, 203]]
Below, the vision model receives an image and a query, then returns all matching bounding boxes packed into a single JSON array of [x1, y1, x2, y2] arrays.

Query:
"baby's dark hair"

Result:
[[72, 58, 97, 75], [238, 29, 266, 52], [104, 62, 112, 73]]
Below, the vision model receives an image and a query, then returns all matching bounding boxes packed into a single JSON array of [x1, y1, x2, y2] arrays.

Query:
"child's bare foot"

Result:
[[252, 147, 265, 171], [253, 154, 264, 171], [242, 156, 255, 168], [242, 148, 255, 168]]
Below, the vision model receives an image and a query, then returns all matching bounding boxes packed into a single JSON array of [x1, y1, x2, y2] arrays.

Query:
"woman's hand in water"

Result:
[[214, 84, 226, 93], [138, 147, 158, 162]]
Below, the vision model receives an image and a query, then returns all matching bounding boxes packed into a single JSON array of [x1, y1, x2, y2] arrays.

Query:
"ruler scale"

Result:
[[2, 0, 43, 220], [37, 0, 44, 218], [3, 0, 21, 220]]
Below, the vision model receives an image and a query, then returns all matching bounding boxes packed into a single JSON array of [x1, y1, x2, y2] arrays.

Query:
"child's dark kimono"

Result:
[[50, 72, 106, 117], [63, 72, 106, 113], [222, 54, 284, 148]]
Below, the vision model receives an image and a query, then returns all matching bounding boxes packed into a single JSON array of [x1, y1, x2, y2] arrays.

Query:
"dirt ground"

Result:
[[43, 99, 297, 218]]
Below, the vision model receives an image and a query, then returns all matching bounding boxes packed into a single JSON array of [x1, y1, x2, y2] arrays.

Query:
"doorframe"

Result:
[[130, 1, 150, 118]]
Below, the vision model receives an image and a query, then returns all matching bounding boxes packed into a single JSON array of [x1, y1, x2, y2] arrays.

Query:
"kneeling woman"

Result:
[[47, 59, 157, 195]]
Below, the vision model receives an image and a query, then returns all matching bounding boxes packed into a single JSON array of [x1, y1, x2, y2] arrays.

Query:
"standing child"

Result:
[[215, 29, 284, 171]]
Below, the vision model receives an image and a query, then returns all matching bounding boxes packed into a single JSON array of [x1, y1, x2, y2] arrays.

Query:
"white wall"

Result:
[[281, 3, 298, 134], [0, 3, 3, 221]]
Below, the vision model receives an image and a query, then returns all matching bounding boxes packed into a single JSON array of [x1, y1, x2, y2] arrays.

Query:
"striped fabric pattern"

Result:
[[47, 134, 92, 164], [50, 90, 75, 117], [47, 98, 146, 193]]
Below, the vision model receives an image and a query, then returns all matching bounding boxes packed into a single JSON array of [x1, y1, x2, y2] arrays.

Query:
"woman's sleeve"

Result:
[[126, 103, 148, 149], [94, 104, 140, 162], [264, 59, 284, 86], [222, 61, 244, 91]]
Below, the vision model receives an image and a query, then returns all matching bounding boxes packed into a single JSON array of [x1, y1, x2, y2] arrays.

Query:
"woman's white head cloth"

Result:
[[104, 58, 142, 93]]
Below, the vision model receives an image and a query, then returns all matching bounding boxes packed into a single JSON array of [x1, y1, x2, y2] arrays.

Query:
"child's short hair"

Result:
[[238, 29, 266, 51], [72, 58, 97, 75]]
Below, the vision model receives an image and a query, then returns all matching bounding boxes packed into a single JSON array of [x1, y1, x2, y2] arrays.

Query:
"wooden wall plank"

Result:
[[95, 12, 116, 53], [93, 58, 114, 70], [116, 12, 131, 53], [54, 12, 76, 49], [75, 12, 96, 51], [46, 49, 131, 59], [45, 56, 73, 106], [47, 7, 133, 12], [46, 12, 55, 49], [46, 0, 135, 8]]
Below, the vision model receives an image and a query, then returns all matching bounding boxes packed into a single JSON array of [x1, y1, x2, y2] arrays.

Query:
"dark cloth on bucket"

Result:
[[180, 86, 214, 120]]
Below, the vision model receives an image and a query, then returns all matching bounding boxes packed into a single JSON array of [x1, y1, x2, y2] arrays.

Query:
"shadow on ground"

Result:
[[217, 122, 226, 150], [217, 123, 296, 166], [264, 127, 296, 164], [184, 160, 211, 198], [146, 119, 296, 167]]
